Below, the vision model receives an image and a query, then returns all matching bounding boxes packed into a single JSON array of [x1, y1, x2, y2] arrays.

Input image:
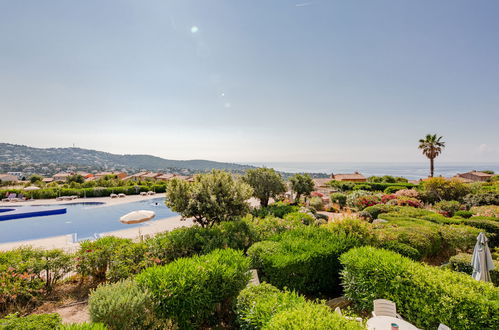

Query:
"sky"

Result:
[[1, 0, 498, 163]]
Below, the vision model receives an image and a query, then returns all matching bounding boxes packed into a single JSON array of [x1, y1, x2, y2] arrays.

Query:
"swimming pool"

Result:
[[0, 198, 177, 243]]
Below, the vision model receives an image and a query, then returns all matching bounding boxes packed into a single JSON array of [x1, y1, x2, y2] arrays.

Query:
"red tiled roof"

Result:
[[332, 173, 366, 180]]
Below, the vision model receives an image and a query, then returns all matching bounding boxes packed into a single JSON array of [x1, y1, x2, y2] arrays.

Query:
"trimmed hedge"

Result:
[[235, 283, 307, 329], [0, 313, 62, 330], [462, 218, 499, 246], [136, 248, 250, 328], [340, 246, 499, 329], [235, 283, 362, 330], [265, 302, 363, 330], [247, 227, 360, 296], [448, 253, 499, 286], [146, 221, 255, 264]]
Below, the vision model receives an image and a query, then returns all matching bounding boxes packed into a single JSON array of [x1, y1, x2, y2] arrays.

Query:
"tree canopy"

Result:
[[418, 134, 445, 177], [242, 168, 286, 207], [165, 170, 253, 227], [289, 174, 315, 202]]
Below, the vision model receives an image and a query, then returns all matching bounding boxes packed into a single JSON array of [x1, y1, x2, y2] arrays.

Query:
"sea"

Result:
[[246, 162, 499, 180]]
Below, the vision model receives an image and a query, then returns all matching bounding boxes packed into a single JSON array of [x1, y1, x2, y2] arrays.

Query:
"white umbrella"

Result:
[[120, 210, 155, 224], [471, 232, 495, 282], [23, 186, 40, 191]]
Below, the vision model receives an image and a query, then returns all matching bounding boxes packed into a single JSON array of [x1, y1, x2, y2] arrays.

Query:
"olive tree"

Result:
[[289, 174, 315, 202], [242, 168, 286, 207], [165, 170, 253, 227]]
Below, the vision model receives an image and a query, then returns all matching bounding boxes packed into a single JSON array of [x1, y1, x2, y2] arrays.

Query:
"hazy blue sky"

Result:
[[1, 0, 498, 163]]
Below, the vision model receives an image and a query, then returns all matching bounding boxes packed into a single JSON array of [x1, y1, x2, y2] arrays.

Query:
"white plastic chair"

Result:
[[372, 299, 400, 318]]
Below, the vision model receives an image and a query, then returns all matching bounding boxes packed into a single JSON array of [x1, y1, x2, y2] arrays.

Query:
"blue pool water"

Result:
[[0, 198, 177, 243]]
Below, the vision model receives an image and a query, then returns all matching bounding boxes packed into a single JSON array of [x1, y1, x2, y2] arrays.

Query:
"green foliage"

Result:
[[283, 212, 315, 226], [463, 192, 499, 207], [420, 177, 471, 203], [147, 221, 254, 265], [235, 283, 307, 329], [251, 201, 299, 219], [462, 219, 499, 246], [165, 170, 253, 227], [89, 279, 154, 330], [66, 174, 85, 184], [325, 218, 377, 245], [434, 200, 462, 217], [136, 249, 250, 329], [247, 227, 360, 296], [340, 246, 499, 329], [242, 168, 286, 207], [448, 253, 499, 286], [383, 186, 405, 194], [329, 193, 347, 207], [376, 241, 421, 260], [368, 175, 408, 183], [28, 174, 43, 184], [59, 323, 108, 330], [328, 180, 355, 192], [352, 184, 371, 191], [76, 237, 148, 282], [362, 204, 395, 219], [289, 174, 314, 201], [242, 215, 304, 242], [309, 196, 324, 211], [265, 302, 363, 330], [454, 210, 473, 218], [0, 313, 61, 330]]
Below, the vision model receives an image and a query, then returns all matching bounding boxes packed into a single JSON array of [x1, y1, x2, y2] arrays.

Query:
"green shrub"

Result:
[[89, 279, 154, 330], [60, 323, 108, 330], [0, 313, 61, 330], [265, 302, 363, 330], [251, 202, 300, 218], [384, 186, 405, 194], [454, 210, 473, 218], [448, 253, 499, 286], [283, 211, 315, 225], [242, 215, 304, 242], [147, 221, 254, 265], [434, 200, 462, 217], [76, 237, 148, 282], [462, 219, 499, 246], [463, 192, 499, 207], [309, 196, 324, 211], [136, 249, 250, 328], [235, 283, 306, 329], [376, 241, 421, 260], [362, 205, 395, 219], [247, 227, 360, 296], [329, 193, 347, 208], [340, 246, 499, 329], [352, 184, 371, 191], [326, 218, 376, 245]]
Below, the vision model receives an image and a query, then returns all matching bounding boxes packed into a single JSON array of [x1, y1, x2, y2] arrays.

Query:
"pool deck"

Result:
[[0, 193, 194, 251]]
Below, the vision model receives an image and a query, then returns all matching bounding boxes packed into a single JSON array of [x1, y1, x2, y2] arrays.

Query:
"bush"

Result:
[[448, 253, 499, 286], [352, 184, 371, 191], [0, 313, 61, 330], [247, 227, 360, 296], [471, 205, 499, 218], [420, 177, 471, 203], [326, 218, 376, 245], [362, 205, 395, 219], [242, 215, 304, 242], [60, 323, 108, 330], [434, 200, 462, 217], [376, 241, 421, 260], [462, 219, 499, 246], [340, 246, 499, 329], [89, 279, 154, 330], [265, 302, 363, 330], [395, 189, 419, 198], [309, 196, 324, 211], [76, 237, 148, 282], [251, 201, 299, 219], [136, 249, 250, 328], [147, 221, 255, 265], [330, 193, 347, 208], [384, 186, 405, 194], [463, 192, 499, 207], [454, 210, 473, 218], [235, 283, 306, 329], [283, 211, 315, 225]]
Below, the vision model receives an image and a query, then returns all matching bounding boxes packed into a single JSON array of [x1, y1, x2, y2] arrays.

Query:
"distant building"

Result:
[[7, 172, 23, 180], [331, 172, 367, 182], [142, 172, 163, 180], [157, 173, 176, 181], [42, 177, 54, 183], [76, 171, 94, 179], [455, 171, 493, 182], [0, 174, 19, 183], [53, 172, 73, 182], [94, 171, 127, 179]]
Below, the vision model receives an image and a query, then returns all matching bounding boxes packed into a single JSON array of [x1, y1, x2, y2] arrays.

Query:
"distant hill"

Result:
[[0, 143, 254, 173]]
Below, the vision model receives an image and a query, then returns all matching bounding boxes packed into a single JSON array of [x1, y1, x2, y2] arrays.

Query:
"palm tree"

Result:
[[418, 134, 445, 177]]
